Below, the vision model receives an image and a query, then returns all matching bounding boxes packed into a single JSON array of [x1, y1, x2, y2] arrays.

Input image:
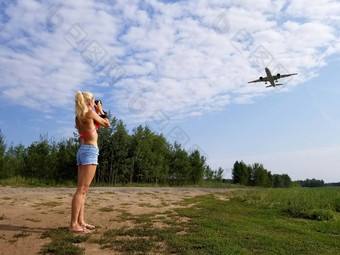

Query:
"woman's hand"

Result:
[[94, 101, 104, 115]]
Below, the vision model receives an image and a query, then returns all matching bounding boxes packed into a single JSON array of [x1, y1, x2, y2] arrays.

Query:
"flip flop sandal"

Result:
[[84, 224, 95, 230], [69, 228, 90, 234]]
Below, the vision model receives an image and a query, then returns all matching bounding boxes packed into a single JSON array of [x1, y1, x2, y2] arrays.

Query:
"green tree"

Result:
[[267, 171, 273, 187], [96, 114, 116, 184], [232, 161, 241, 184], [273, 174, 284, 188], [252, 163, 270, 187], [55, 138, 78, 182], [130, 125, 153, 183], [281, 174, 292, 188], [5, 143, 26, 178], [300, 178, 324, 187], [111, 120, 131, 185], [247, 165, 254, 186], [24, 135, 55, 180], [188, 149, 206, 184], [149, 134, 171, 184], [169, 142, 191, 185], [213, 167, 224, 182], [0, 120, 229, 187], [292, 181, 302, 187], [204, 165, 214, 181], [0, 130, 7, 178], [239, 161, 249, 185]]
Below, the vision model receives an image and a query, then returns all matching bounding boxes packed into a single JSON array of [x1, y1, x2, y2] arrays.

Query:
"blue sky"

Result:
[[1, 0, 340, 182]]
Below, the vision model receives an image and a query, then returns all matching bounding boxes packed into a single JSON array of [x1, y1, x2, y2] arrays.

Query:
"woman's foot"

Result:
[[69, 227, 90, 234], [80, 222, 96, 230]]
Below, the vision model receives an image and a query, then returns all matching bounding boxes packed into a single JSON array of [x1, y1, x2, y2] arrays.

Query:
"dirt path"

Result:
[[0, 187, 237, 255]]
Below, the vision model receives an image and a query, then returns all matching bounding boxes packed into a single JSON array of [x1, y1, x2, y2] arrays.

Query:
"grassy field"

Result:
[[228, 187, 340, 221], [0, 176, 76, 187], [0, 176, 244, 189], [39, 187, 340, 255]]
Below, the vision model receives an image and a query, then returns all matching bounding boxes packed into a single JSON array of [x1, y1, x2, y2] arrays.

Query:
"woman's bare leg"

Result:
[[78, 193, 86, 226], [70, 164, 97, 230], [77, 166, 86, 226]]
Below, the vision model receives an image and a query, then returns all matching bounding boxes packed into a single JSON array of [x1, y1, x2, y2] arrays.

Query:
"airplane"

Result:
[[248, 67, 297, 88]]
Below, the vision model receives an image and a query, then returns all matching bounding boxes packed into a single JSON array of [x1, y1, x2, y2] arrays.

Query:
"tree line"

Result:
[[232, 161, 299, 188], [0, 114, 331, 187], [0, 115, 223, 186], [232, 161, 329, 188], [297, 178, 324, 187]]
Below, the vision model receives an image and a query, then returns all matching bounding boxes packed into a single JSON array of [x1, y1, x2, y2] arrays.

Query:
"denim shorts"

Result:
[[76, 145, 99, 165]]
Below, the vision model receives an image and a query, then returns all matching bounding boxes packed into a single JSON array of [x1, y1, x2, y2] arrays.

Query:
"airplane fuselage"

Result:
[[265, 67, 275, 87]]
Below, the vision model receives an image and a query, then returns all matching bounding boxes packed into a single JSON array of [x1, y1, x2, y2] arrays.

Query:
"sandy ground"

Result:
[[0, 186, 235, 255]]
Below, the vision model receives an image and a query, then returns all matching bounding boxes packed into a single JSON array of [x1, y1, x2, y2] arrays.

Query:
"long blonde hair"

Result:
[[75, 91, 94, 119]]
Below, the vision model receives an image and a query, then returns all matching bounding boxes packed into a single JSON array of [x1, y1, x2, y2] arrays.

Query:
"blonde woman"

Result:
[[70, 91, 110, 234]]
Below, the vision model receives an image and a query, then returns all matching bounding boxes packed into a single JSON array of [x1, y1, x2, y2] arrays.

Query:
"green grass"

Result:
[[138, 202, 161, 208], [1, 197, 12, 200], [95, 227, 157, 253], [0, 176, 243, 189], [90, 182, 171, 188], [180, 182, 247, 189], [9, 231, 31, 244], [33, 202, 63, 208], [0, 176, 75, 188], [99, 207, 114, 212], [99, 192, 115, 195], [39, 188, 340, 254], [168, 193, 340, 254], [95, 188, 340, 254], [228, 187, 340, 221], [40, 227, 89, 255], [13, 231, 31, 239]]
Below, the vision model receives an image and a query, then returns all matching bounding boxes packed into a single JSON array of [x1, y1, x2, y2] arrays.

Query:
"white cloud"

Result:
[[286, 0, 340, 22], [0, 0, 339, 124]]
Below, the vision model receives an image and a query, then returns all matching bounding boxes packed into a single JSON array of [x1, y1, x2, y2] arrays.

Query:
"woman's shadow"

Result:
[[0, 224, 51, 234]]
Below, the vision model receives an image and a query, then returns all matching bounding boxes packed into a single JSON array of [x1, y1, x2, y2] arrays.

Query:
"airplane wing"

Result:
[[248, 77, 269, 83], [272, 73, 298, 80]]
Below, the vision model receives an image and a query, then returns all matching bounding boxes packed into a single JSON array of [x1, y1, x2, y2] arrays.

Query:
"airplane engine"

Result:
[[259, 76, 263, 81], [277, 73, 280, 78]]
